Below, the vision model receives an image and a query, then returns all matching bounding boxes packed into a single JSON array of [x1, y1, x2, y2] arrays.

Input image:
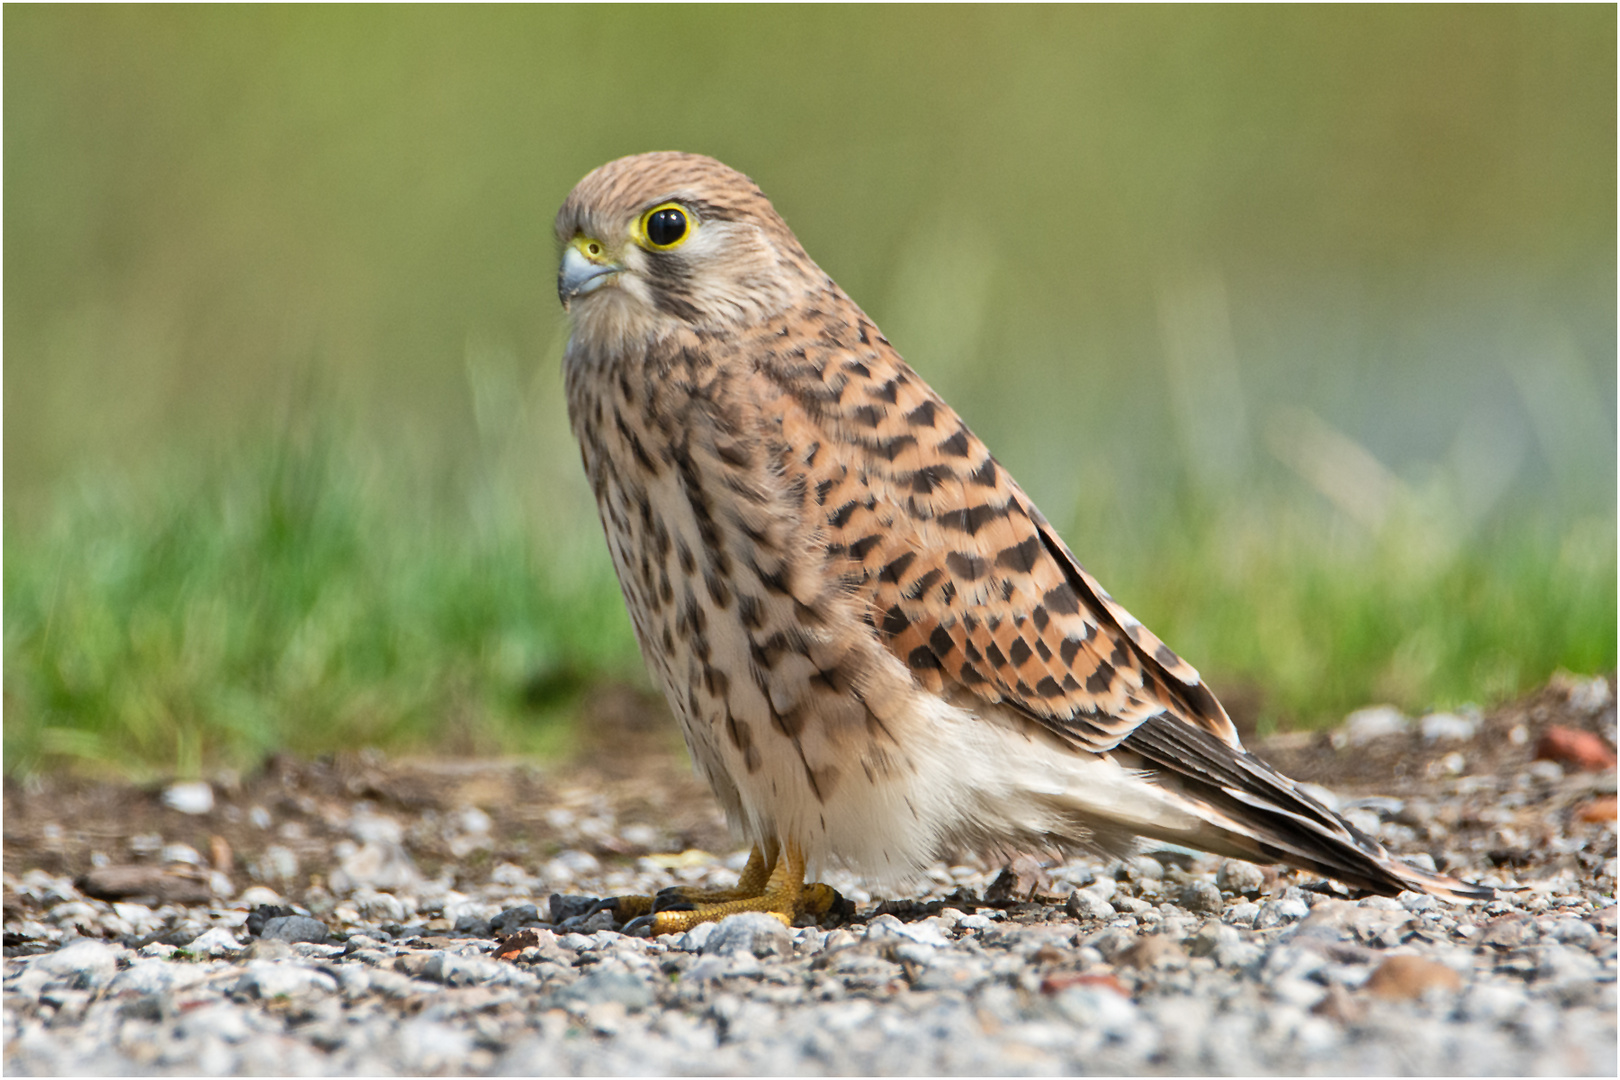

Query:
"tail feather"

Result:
[[1123, 713, 1494, 902]]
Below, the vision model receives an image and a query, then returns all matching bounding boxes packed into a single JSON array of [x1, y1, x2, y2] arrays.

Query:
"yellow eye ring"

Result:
[[639, 203, 691, 250]]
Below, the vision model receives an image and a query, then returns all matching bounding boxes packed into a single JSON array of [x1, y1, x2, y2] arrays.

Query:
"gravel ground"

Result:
[[5, 674, 1615, 1075]]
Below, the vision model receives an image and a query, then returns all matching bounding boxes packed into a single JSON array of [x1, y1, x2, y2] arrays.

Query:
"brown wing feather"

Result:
[[761, 312, 1240, 754]]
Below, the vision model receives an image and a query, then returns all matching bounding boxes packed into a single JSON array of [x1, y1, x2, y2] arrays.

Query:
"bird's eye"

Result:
[[642, 204, 689, 250]]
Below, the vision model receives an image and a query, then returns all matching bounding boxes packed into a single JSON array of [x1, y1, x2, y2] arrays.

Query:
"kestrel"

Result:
[[555, 152, 1491, 933]]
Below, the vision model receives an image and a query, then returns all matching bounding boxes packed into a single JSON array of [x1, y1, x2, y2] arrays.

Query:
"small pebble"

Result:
[[1066, 888, 1115, 921], [1342, 705, 1411, 744], [1216, 860, 1266, 897], [704, 912, 792, 957], [161, 782, 215, 816], [259, 915, 330, 944], [4, 693, 1616, 1077]]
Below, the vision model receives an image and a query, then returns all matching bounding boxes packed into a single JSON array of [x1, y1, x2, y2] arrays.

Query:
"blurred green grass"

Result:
[[3, 419, 642, 779], [5, 417, 1612, 778], [3, 7, 1614, 776]]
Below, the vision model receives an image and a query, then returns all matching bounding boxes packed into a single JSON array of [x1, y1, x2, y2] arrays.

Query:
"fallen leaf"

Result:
[[209, 835, 233, 873], [1040, 971, 1130, 997], [495, 927, 541, 961], [1575, 795, 1617, 824], [1365, 954, 1462, 1000], [1116, 934, 1188, 971]]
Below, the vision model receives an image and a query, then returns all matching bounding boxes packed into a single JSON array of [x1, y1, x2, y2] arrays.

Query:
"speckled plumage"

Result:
[[556, 152, 1489, 904]]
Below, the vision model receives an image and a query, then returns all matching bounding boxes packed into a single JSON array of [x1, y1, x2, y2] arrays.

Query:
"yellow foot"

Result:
[[585, 843, 777, 922], [594, 842, 847, 937]]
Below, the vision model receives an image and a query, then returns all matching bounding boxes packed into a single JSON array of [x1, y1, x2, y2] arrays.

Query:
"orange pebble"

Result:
[[1575, 795, 1617, 824], [1535, 726, 1617, 772]]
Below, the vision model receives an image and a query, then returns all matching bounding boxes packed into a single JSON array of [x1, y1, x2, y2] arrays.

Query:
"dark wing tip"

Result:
[[1125, 713, 1495, 902]]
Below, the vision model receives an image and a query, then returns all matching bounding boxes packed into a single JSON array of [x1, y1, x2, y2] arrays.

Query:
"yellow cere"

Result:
[[571, 234, 608, 260]]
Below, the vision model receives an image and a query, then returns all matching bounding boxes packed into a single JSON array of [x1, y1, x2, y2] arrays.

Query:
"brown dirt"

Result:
[[4, 675, 1614, 914], [1257, 673, 1617, 793]]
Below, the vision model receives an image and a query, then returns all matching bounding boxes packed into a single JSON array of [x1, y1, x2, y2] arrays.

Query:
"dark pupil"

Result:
[[647, 208, 687, 246]]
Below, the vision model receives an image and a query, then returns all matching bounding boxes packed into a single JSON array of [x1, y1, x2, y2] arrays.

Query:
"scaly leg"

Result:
[[589, 842, 779, 921], [620, 841, 842, 936]]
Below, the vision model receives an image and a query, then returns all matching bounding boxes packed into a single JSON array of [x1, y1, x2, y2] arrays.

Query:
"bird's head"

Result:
[[555, 152, 818, 351]]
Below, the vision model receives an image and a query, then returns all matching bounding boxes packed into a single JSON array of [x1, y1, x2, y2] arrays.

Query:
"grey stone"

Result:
[[1543, 917, 1599, 949], [1479, 917, 1539, 949], [1420, 711, 1478, 742], [108, 958, 214, 996], [549, 894, 598, 923], [1224, 902, 1260, 928], [909, 954, 991, 992], [1360, 896, 1407, 914], [1051, 983, 1139, 1036], [863, 914, 950, 948], [186, 927, 244, 956], [1214, 937, 1265, 971], [491, 904, 540, 935], [1459, 981, 1527, 1023], [578, 908, 617, 932], [118, 992, 170, 1021], [31, 940, 122, 989], [394, 1020, 475, 1070], [1188, 921, 1239, 958], [1534, 943, 1602, 986], [1083, 876, 1117, 902], [704, 912, 792, 957], [247, 938, 295, 961], [452, 914, 492, 937], [1066, 888, 1115, 921], [554, 969, 655, 1011], [684, 950, 764, 982], [1126, 855, 1166, 881], [420, 951, 504, 987], [328, 839, 421, 894], [259, 915, 329, 944], [1527, 760, 1565, 785], [1082, 927, 1137, 960], [1216, 860, 1266, 897], [232, 961, 339, 999], [1343, 705, 1410, 744], [1270, 976, 1327, 1010], [1111, 894, 1152, 915], [1400, 891, 1437, 913], [675, 920, 718, 952], [1180, 881, 1224, 914]]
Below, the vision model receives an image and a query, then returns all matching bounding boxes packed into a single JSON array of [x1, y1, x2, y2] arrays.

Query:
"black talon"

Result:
[[583, 897, 621, 919], [621, 914, 657, 935], [652, 888, 696, 913]]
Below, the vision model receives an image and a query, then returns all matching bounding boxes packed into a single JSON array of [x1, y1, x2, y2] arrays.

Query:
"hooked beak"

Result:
[[558, 237, 621, 306]]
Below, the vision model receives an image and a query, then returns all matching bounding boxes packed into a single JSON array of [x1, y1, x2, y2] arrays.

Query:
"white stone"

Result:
[[32, 939, 122, 988], [161, 842, 203, 865], [329, 840, 422, 895], [1068, 889, 1115, 921], [187, 927, 243, 956], [1420, 711, 1478, 742], [1342, 705, 1410, 745], [161, 781, 214, 815], [237, 886, 284, 908]]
